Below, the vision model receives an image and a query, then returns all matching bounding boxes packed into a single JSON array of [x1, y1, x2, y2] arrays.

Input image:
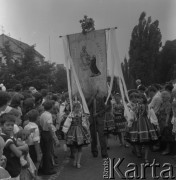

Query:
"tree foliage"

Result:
[[121, 57, 135, 89], [128, 12, 162, 86], [0, 44, 67, 92], [158, 40, 176, 83]]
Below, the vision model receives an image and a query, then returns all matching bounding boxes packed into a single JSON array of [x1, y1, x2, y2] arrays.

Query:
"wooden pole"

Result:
[[59, 27, 117, 38]]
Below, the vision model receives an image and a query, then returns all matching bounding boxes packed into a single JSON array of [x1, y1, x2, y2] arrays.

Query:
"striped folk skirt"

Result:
[[124, 115, 159, 145]]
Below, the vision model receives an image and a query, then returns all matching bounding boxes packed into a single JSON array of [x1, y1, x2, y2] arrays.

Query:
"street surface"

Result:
[[39, 136, 176, 180]]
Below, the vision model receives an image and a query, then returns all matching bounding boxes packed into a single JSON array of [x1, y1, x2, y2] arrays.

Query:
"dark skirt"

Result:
[[56, 117, 67, 140], [161, 123, 175, 143], [66, 124, 91, 147], [124, 116, 159, 145], [104, 112, 115, 134], [29, 145, 37, 164], [113, 115, 127, 134]]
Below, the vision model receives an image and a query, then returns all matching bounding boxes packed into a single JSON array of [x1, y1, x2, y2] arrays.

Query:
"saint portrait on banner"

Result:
[[80, 46, 101, 77], [68, 29, 107, 99]]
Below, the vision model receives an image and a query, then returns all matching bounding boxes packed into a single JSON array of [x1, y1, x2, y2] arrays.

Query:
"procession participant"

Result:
[[39, 100, 59, 175], [113, 93, 128, 147], [104, 97, 115, 149], [124, 92, 138, 156], [125, 93, 159, 162], [65, 100, 90, 168], [87, 90, 108, 159]]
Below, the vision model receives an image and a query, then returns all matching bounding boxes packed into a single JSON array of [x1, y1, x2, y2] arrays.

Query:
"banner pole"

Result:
[[59, 27, 117, 38]]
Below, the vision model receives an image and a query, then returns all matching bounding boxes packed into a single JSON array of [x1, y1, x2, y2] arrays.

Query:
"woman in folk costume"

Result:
[[103, 96, 115, 149], [125, 93, 159, 163], [113, 93, 128, 147], [64, 100, 91, 168]]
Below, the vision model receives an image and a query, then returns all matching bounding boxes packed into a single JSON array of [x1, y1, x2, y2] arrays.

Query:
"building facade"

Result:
[[0, 34, 44, 65]]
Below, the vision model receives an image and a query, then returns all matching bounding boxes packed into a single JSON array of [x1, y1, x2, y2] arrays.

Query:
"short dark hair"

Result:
[[165, 83, 174, 92], [147, 86, 157, 93], [41, 89, 48, 97], [138, 93, 147, 104], [10, 93, 24, 108], [0, 91, 11, 107], [23, 98, 34, 108], [129, 92, 139, 100], [138, 85, 146, 92], [43, 100, 53, 111], [51, 94, 58, 101], [152, 84, 162, 91], [33, 92, 43, 104], [14, 84, 22, 92], [8, 108, 21, 117], [0, 114, 16, 126], [27, 109, 39, 122]]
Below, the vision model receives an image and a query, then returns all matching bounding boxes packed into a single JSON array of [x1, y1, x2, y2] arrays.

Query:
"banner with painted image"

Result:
[[67, 29, 107, 99]]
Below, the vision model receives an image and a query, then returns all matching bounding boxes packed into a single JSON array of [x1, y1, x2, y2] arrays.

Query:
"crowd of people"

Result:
[[0, 79, 176, 179]]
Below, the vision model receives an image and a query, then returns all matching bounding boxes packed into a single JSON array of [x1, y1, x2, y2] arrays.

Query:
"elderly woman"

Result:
[[158, 91, 174, 155]]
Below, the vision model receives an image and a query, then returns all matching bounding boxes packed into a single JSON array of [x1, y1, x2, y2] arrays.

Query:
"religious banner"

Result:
[[67, 29, 107, 99]]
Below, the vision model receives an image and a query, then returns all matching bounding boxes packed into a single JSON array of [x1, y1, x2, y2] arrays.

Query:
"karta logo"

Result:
[[103, 158, 175, 179]]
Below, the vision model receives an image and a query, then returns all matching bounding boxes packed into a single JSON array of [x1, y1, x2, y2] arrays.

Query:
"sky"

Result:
[[0, 0, 176, 65]]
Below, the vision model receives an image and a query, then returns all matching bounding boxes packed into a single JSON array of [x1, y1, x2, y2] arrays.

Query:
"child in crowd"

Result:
[[64, 101, 90, 168], [0, 114, 28, 180], [0, 136, 11, 180], [24, 109, 42, 173], [8, 108, 28, 168], [17, 129, 36, 180]]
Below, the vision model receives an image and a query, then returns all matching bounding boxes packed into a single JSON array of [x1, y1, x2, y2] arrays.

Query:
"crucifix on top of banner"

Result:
[[61, 15, 131, 123]]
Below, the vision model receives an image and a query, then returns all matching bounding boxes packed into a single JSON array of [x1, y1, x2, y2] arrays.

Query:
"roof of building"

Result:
[[0, 34, 44, 58]]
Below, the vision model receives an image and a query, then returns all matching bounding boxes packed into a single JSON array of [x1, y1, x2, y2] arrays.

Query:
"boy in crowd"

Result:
[[0, 114, 28, 180], [0, 136, 11, 180]]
